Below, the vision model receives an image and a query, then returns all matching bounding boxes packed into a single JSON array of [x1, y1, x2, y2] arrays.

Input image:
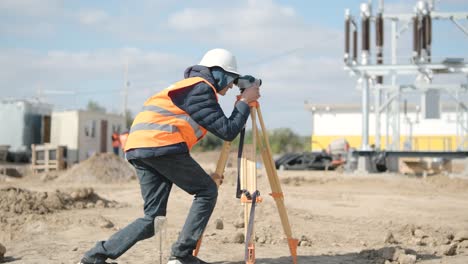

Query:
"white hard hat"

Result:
[[198, 48, 239, 75]]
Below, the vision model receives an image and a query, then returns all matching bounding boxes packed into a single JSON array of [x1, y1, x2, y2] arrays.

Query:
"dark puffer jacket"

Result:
[[125, 65, 250, 160]]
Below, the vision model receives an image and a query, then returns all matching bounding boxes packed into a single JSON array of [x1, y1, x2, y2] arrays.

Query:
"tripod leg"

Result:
[[214, 141, 232, 187], [254, 106, 298, 264], [193, 141, 232, 256], [240, 107, 259, 264], [241, 143, 256, 264]]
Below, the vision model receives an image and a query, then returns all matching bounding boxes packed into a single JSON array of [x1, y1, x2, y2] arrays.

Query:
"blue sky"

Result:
[[1, 0, 467, 135]]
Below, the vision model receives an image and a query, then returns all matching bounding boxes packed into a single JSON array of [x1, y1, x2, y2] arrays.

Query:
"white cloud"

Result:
[[78, 10, 110, 26], [0, 0, 62, 17], [254, 55, 358, 103], [0, 48, 188, 112], [378, 0, 468, 15], [56, 0, 342, 56], [437, 0, 468, 5], [383, 1, 415, 14], [169, 0, 296, 31], [216, 53, 359, 135], [168, 0, 341, 54], [168, 8, 217, 30], [0, 21, 55, 37], [0, 0, 64, 37]]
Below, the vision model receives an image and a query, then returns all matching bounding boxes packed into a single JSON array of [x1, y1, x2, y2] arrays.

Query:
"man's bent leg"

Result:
[[141, 153, 218, 258], [83, 215, 155, 262], [171, 177, 217, 257], [82, 158, 172, 262]]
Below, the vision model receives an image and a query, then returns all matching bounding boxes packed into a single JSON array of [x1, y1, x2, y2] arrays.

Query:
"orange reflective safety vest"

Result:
[[124, 77, 218, 152]]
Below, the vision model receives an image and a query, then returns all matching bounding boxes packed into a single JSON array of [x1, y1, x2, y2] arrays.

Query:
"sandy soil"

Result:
[[1, 152, 468, 264]]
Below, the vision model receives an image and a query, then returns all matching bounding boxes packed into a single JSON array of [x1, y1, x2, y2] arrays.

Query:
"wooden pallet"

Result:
[[31, 144, 67, 174], [398, 157, 451, 176]]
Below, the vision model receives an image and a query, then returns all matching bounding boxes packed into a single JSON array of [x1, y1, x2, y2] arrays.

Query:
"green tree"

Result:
[[193, 132, 223, 152], [268, 127, 303, 154], [124, 109, 134, 129], [193, 128, 308, 154], [222, 128, 306, 155], [86, 100, 106, 113], [301, 135, 312, 152]]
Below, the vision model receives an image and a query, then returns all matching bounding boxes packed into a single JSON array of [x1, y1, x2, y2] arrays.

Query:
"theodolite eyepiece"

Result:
[[235, 75, 262, 90]]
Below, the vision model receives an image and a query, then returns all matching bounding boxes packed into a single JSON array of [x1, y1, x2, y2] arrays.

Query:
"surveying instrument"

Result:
[[193, 77, 298, 264]]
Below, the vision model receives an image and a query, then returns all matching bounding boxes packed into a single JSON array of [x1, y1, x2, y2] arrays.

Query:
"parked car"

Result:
[[275, 152, 335, 171]]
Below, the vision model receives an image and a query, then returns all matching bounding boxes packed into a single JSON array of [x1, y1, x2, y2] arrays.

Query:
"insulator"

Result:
[[426, 14, 432, 62], [376, 14, 384, 47], [417, 16, 423, 57], [421, 16, 427, 50], [366, 19, 370, 51], [412, 17, 420, 57], [426, 14, 432, 46], [345, 18, 351, 62], [362, 17, 370, 51], [377, 76, 383, 84], [376, 13, 384, 84], [353, 29, 358, 62], [377, 51, 383, 64], [377, 49, 383, 84]]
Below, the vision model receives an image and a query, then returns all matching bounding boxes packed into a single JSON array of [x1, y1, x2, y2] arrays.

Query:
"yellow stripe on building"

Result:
[[311, 135, 463, 151]]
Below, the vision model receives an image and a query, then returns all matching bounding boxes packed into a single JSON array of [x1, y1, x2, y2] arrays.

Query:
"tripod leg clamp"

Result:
[[241, 194, 263, 203], [269, 192, 284, 199], [247, 243, 255, 264]]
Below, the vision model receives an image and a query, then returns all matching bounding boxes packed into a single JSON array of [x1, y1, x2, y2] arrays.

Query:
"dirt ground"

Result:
[[1, 152, 468, 264]]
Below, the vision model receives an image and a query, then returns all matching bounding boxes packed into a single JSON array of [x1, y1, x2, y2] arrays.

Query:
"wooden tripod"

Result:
[[194, 102, 298, 264]]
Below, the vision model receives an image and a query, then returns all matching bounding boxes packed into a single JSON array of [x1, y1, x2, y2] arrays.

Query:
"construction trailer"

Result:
[[0, 99, 53, 162], [50, 110, 126, 165]]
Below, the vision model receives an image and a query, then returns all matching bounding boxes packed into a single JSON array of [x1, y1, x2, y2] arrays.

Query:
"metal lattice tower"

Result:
[[344, 0, 468, 152]]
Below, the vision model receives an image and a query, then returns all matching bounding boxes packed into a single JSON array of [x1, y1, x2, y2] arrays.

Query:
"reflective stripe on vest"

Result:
[[124, 77, 218, 151], [138, 105, 204, 139], [130, 122, 178, 134]]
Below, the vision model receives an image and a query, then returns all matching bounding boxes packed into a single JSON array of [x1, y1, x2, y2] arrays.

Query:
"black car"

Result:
[[275, 152, 334, 171]]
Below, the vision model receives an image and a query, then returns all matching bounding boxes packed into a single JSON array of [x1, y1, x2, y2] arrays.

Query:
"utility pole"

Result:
[[360, 2, 371, 151], [310, 106, 316, 151], [123, 60, 129, 129]]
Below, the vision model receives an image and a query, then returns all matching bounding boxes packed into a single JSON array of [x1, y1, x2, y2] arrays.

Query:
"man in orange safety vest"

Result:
[[79, 48, 260, 264]]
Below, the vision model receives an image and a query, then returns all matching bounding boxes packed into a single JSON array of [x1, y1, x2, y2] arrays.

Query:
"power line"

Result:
[[242, 44, 314, 68]]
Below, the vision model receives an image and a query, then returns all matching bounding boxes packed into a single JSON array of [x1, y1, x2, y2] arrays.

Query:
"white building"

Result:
[[307, 104, 467, 151], [0, 99, 52, 161], [50, 110, 126, 164]]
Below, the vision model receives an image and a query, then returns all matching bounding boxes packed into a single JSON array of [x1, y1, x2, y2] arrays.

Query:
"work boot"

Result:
[[167, 255, 210, 264], [78, 258, 117, 264]]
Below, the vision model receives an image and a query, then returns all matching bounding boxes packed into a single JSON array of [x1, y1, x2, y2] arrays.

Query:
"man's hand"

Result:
[[239, 85, 260, 104], [236, 75, 261, 104], [210, 173, 224, 186]]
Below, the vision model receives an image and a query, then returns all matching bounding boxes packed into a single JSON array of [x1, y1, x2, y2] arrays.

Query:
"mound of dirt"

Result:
[[0, 186, 119, 214], [58, 153, 136, 183]]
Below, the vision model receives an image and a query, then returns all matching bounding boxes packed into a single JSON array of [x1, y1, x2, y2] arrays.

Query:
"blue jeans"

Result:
[[113, 147, 119, 155], [83, 152, 218, 263]]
